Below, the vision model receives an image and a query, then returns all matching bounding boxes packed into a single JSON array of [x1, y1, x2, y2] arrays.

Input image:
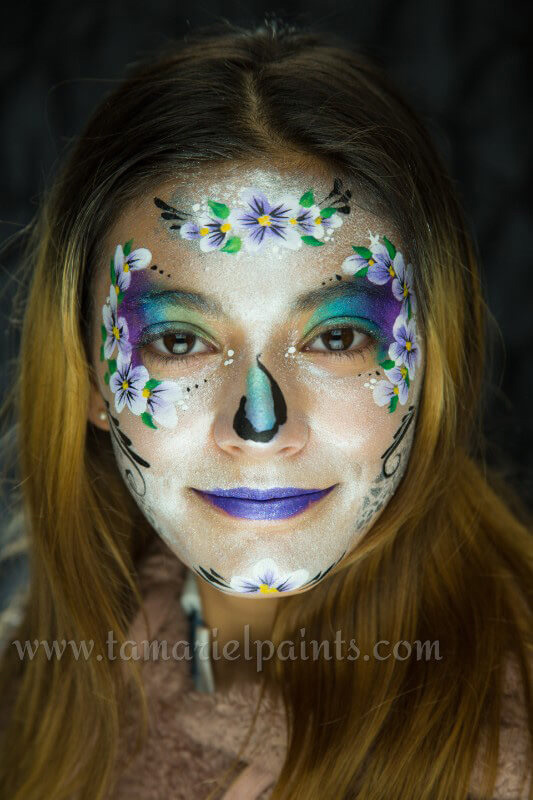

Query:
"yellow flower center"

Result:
[[289, 218, 297, 225], [403, 285, 408, 297], [123, 262, 130, 273], [393, 386, 399, 395], [220, 223, 231, 233], [142, 388, 152, 398], [257, 214, 271, 227], [199, 226, 209, 236], [388, 266, 395, 277], [259, 584, 279, 594], [114, 285, 120, 295], [121, 380, 129, 390], [405, 340, 412, 351], [368, 258, 375, 266], [400, 366, 408, 378], [112, 325, 120, 340], [314, 216, 322, 225]]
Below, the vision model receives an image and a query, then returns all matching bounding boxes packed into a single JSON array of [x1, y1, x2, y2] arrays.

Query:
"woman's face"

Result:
[[88, 163, 423, 596]]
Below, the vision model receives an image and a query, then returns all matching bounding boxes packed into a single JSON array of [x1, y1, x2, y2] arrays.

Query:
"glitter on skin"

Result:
[[91, 163, 423, 596]]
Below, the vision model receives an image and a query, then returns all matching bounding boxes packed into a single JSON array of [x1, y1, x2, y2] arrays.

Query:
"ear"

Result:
[[87, 378, 110, 431]]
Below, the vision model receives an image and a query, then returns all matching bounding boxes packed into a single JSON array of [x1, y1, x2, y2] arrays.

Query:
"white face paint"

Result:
[[91, 164, 423, 596]]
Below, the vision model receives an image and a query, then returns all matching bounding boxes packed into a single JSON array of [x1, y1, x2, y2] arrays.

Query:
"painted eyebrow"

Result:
[[291, 279, 386, 312], [132, 289, 226, 317]]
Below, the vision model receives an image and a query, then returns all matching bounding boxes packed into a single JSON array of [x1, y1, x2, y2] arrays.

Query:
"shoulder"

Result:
[[469, 654, 532, 799]]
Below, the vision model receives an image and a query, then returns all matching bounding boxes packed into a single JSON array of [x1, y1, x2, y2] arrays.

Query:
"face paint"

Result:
[[233, 356, 288, 442], [92, 165, 423, 596]]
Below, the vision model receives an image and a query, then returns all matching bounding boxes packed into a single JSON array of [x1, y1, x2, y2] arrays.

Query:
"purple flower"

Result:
[[114, 244, 152, 291], [367, 244, 405, 286], [102, 286, 132, 360], [388, 314, 420, 377], [321, 209, 343, 232], [383, 364, 410, 403], [229, 558, 309, 593], [143, 380, 184, 428], [282, 196, 325, 239], [391, 258, 417, 318], [180, 208, 241, 252], [235, 189, 301, 251], [109, 353, 150, 415]]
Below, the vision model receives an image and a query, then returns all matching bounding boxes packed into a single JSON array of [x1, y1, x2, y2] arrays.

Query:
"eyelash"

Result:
[[137, 324, 377, 365]]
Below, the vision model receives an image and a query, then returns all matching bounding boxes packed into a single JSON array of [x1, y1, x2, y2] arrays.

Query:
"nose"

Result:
[[213, 355, 308, 458]]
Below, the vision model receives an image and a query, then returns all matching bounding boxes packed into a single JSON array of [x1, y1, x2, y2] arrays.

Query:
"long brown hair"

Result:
[[0, 20, 531, 800]]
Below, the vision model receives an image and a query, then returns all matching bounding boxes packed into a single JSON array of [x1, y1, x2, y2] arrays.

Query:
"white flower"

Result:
[[114, 244, 152, 291], [229, 558, 309, 594], [109, 353, 149, 414], [102, 285, 131, 360]]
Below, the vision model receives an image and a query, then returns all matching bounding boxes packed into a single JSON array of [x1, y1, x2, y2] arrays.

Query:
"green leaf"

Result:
[[141, 412, 157, 429], [383, 236, 396, 260], [99, 344, 105, 362], [320, 207, 337, 219], [104, 371, 110, 385], [299, 190, 315, 208], [110, 258, 115, 286], [405, 373, 410, 388], [107, 358, 117, 375], [407, 297, 412, 320], [220, 236, 241, 253], [354, 266, 368, 277], [389, 395, 398, 413], [144, 378, 162, 390], [207, 200, 230, 219], [352, 246, 372, 259], [101, 324, 107, 342], [379, 359, 395, 370], [301, 235, 324, 247], [117, 291, 125, 305], [123, 239, 133, 256]]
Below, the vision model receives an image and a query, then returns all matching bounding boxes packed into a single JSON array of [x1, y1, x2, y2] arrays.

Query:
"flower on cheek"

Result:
[[373, 365, 409, 412], [229, 558, 309, 594], [388, 314, 420, 377], [109, 353, 150, 415], [235, 188, 301, 252], [114, 243, 152, 291], [102, 286, 132, 360], [142, 379, 184, 428]]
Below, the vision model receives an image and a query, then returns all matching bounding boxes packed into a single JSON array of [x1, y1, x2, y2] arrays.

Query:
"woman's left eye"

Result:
[[303, 326, 371, 354], [146, 331, 215, 359]]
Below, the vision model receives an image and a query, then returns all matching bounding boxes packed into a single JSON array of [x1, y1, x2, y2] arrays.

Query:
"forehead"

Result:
[[97, 163, 398, 312]]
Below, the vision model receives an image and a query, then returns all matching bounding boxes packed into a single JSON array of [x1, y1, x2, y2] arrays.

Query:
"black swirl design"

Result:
[[380, 405, 416, 478], [104, 399, 150, 497]]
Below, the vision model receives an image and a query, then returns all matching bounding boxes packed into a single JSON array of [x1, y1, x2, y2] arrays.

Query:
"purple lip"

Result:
[[192, 485, 336, 520]]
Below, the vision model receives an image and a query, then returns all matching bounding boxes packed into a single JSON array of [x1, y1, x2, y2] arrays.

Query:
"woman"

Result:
[[0, 20, 531, 800]]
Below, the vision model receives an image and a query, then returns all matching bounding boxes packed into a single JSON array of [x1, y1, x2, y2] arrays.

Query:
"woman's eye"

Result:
[[148, 331, 214, 358], [305, 326, 370, 353]]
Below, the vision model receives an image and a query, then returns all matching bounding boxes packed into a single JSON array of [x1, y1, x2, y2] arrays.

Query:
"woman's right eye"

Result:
[[148, 331, 215, 359]]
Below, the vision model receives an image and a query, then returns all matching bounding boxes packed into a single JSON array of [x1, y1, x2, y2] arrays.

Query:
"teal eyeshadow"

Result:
[[303, 296, 394, 361]]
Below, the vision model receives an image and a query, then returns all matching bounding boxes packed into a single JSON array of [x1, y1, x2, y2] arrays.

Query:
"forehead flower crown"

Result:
[[153, 178, 352, 253]]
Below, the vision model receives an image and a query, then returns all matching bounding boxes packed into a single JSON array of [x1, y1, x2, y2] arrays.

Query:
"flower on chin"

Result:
[[143, 380, 183, 428], [235, 188, 301, 252], [388, 314, 420, 378], [102, 286, 132, 360], [180, 209, 240, 252], [367, 244, 405, 286], [114, 244, 152, 292], [109, 353, 150, 415], [229, 558, 310, 594]]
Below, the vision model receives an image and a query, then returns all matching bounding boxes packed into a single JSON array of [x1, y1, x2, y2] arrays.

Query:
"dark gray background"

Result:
[[1, 0, 531, 503]]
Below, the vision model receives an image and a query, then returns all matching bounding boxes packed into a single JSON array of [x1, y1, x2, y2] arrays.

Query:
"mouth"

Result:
[[191, 485, 337, 520]]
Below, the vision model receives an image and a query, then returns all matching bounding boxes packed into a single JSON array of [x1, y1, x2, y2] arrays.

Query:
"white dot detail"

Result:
[[192, 203, 201, 211], [227, 349, 234, 357]]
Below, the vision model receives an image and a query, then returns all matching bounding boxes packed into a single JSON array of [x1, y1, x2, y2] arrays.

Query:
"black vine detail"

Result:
[[299, 548, 347, 589], [317, 177, 352, 215], [233, 355, 287, 443], [154, 196, 190, 230], [104, 399, 150, 497], [380, 405, 416, 478]]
